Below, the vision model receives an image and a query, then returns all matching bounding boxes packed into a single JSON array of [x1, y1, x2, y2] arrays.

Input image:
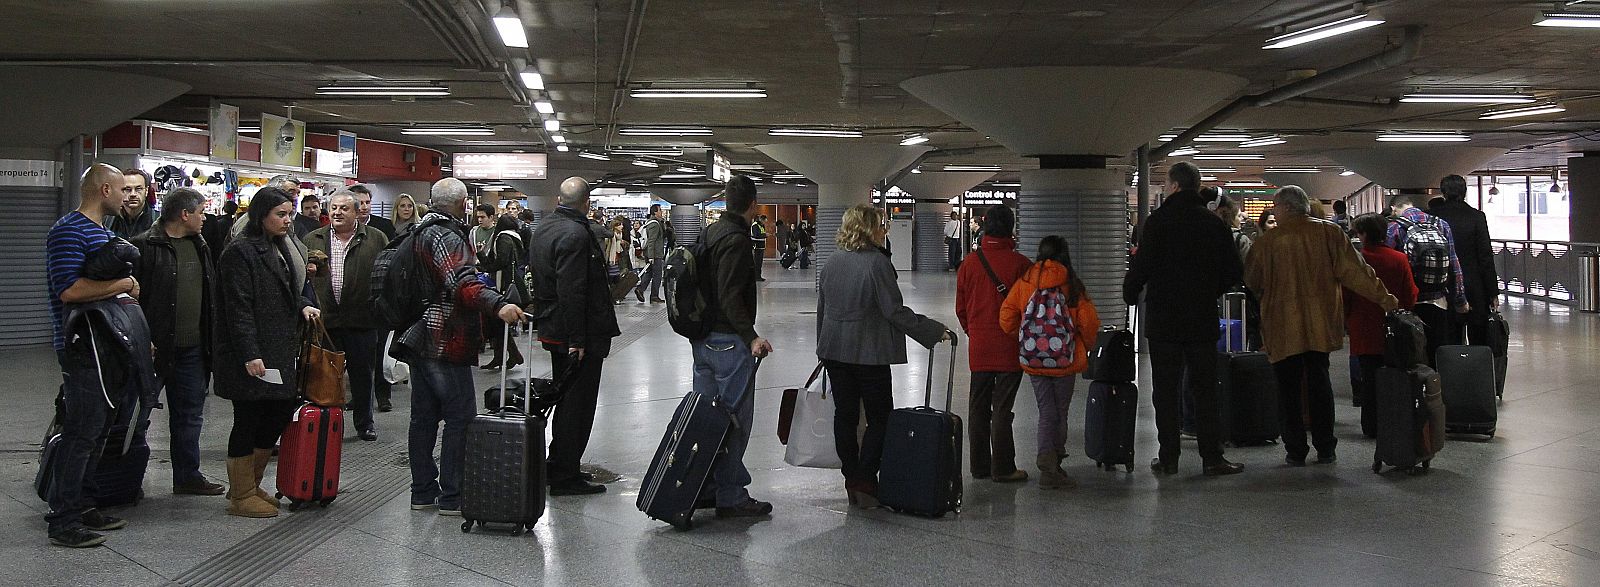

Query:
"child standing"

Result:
[[999, 235, 1100, 489], [1345, 213, 1418, 437]]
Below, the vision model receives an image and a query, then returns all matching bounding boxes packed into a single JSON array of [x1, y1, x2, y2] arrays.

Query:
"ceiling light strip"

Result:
[[1399, 93, 1535, 104], [1479, 103, 1567, 119], [316, 86, 450, 96], [1262, 12, 1386, 49], [767, 128, 863, 138]]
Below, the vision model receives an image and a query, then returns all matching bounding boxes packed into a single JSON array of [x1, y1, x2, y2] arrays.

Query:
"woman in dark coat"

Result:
[[214, 187, 319, 518], [478, 213, 526, 370]]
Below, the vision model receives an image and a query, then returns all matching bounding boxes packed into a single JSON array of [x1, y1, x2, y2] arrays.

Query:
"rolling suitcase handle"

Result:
[[922, 335, 959, 411], [1223, 290, 1246, 353]]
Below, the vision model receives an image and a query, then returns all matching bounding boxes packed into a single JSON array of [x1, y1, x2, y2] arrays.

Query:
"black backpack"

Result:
[[665, 230, 739, 340], [369, 219, 440, 331]]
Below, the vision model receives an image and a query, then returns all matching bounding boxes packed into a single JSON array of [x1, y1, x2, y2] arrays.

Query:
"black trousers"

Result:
[[1450, 308, 1489, 348], [968, 371, 1022, 477], [752, 248, 766, 279], [228, 398, 297, 458], [372, 330, 393, 403], [330, 328, 377, 430], [1413, 302, 1452, 366], [546, 344, 605, 483], [1149, 340, 1225, 464], [1354, 354, 1383, 438], [823, 360, 893, 484], [1272, 351, 1336, 458]]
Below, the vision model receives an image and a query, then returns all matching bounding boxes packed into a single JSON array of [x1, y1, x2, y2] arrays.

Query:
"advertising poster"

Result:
[[337, 130, 358, 176], [209, 102, 239, 160], [260, 113, 305, 168]]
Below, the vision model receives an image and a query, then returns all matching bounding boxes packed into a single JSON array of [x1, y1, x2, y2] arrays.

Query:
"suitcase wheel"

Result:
[[509, 525, 525, 536], [319, 497, 336, 507], [275, 492, 283, 499], [670, 512, 694, 531], [460, 520, 474, 533], [286, 499, 305, 511], [1123, 463, 1134, 472], [1371, 461, 1383, 474]]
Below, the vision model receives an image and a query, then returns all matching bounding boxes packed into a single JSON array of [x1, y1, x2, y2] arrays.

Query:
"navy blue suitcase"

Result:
[[638, 391, 733, 530], [878, 343, 962, 517], [1084, 381, 1137, 471]]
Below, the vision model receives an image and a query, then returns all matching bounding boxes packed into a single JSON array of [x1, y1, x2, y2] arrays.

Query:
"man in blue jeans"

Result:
[[691, 175, 774, 518], [131, 187, 226, 496], [43, 164, 140, 547], [393, 178, 525, 515]]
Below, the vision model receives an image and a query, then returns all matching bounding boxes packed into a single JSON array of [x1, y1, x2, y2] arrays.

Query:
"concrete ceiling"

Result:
[[4, 0, 1600, 186]]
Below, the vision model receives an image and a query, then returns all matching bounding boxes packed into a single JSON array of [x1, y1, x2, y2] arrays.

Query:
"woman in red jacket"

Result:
[[1000, 236, 1101, 489], [1345, 213, 1418, 437], [954, 206, 1032, 482]]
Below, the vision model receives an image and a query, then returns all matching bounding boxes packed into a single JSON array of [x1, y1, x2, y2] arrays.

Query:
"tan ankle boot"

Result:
[[225, 457, 279, 518], [1037, 451, 1075, 489], [251, 449, 281, 508]]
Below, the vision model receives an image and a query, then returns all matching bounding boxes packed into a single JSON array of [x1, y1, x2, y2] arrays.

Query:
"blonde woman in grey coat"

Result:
[[817, 204, 954, 507]]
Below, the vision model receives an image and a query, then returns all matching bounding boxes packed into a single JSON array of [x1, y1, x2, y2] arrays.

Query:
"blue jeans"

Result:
[[46, 351, 114, 534], [165, 346, 209, 484], [691, 332, 757, 507], [407, 358, 476, 508]]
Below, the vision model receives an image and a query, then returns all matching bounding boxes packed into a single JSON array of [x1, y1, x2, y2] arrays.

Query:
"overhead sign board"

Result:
[[0, 159, 55, 187], [451, 152, 548, 180], [707, 150, 732, 183], [337, 131, 358, 176]]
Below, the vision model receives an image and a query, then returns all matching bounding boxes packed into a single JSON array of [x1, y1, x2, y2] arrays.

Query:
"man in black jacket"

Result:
[[303, 191, 390, 441], [131, 187, 225, 496], [107, 169, 156, 239], [528, 176, 621, 496], [692, 175, 775, 518], [292, 195, 323, 239], [1123, 162, 1245, 477], [1430, 174, 1500, 345], [350, 184, 397, 239]]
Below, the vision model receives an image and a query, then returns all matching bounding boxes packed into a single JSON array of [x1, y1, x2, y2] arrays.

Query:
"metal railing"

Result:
[[1493, 240, 1600, 310]]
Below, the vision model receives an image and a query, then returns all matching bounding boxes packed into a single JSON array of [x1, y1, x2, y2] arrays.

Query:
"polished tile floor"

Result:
[[2, 266, 1598, 586]]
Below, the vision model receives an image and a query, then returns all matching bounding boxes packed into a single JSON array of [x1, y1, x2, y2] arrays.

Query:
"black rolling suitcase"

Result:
[[96, 381, 158, 507], [1372, 366, 1446, 474], [1084, 327, 1136, 383], [1436, 344, 1497, 438], [878, 342, 963, 517], [638, 359, 759, 530], [1486, 310, 1510, 398], [461, 327, 552, 535], [1084, 380, 1137, 471], [1216, 291, 1280, 446]]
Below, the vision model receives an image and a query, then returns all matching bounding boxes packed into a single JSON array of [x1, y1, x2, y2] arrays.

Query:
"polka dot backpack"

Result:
[[1019, 285, 1075, 369]]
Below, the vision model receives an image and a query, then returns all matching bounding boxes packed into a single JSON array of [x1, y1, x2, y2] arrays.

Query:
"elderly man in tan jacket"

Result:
[[1245, 186, 1398, 467]]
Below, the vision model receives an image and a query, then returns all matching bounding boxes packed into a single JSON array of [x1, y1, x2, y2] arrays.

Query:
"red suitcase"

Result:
[[276, 404, 343, 508]]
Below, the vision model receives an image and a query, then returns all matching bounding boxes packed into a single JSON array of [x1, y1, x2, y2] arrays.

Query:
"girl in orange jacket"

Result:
[[999, 236, 1101, 488]]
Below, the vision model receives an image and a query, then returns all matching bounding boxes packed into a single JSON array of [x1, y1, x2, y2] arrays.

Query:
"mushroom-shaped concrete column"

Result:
[[505, 179, 560, 229], [1327, 146, 1507, 193], [903, 66, 1247, 325], [895, 171, 995, 271], [1261, 172, 1372, 212], [755, 144, 931, 281], [649, 185, 722, 246]]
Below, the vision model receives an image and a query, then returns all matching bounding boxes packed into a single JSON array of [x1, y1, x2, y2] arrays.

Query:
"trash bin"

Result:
[[1579, 250, 1600, 313]]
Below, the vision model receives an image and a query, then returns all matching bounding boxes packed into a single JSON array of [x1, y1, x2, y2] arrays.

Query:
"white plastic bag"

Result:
[[785, 369, 843, 469], [380, 333, 409, 384]]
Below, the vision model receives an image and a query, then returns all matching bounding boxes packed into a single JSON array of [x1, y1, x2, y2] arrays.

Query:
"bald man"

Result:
[[43, 164, 143, 547], [528, 176, 620, 496]]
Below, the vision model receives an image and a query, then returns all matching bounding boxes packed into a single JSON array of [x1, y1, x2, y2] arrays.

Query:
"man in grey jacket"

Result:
[[634, 204, 667, 303]]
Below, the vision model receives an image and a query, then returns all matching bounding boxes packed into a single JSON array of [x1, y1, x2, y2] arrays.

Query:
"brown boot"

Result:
[[226, 457, 279, 518], [251, 449, 281, 508], [1037, 451, 1075, 489]]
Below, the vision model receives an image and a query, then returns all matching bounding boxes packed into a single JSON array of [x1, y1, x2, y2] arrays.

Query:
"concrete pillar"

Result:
[[648, 186, 720, 247], [914, 201, 953, 271], [670, 204, 702, 246], [1326, 146, 1507, 192], [1019, 168, 1130, 326]]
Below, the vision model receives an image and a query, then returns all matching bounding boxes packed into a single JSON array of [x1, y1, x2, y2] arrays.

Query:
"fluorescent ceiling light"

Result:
[[1202, 176, 1219, 181], [944, 165, 1002, 171], [555, 144, 569, 152], [534, 101, 555, 114], [1479, 103, 1567, 119], [1169, 147, 1200, 157], [1399, 93, 1535, 104], [676, 167, 698, 173], [1158, 133, 1251, 142], [1193, 154, 1264, 160], [550, 134, 566, 143], [729, 164, 765, 171], [611, 146, 683, 156], [631, 159, 660, 168], [659, 173, 702, 179], [1238, 136, 1287, 148], [1265, 167, 1322, 173], [772, 180, 788, 185], [900, 134, 930, 146], [316, 85, 449, 96], [1376, 132, 1471, 142], [1340, 170, 1357, 176], [493, 7, 528, 48], [1224, 181, 1271, 187], [1262, 12, 1386, 49], [578, 151, 610, 161], [1535, 12, 1600, 27], [988, 182, 1021, 187], [618, 127, 714, 136], [481, 184, 513, 191], [910, 168, 922, 174], [238, 126, 260, 133], [401, 127, 495, 136], [1199, 167, 1236, 173], [773, 173, 805, 179], [519, 70, 544, 90], [543, 119, 560, 132], [629, 87, 766, 99], [767, 128, 863, 138]]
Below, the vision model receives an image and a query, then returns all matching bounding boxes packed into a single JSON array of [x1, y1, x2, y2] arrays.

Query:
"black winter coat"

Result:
[[1124, 190, 1244, 343], [528, 207, 620, 355], [130, 227, 218, 382], [215, 236, 313, 401], [1428, 198, 1499, 316]]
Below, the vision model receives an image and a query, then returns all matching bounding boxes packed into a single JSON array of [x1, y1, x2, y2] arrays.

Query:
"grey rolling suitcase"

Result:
[[878, 342, 963, 517], [1436, 344, 1497, 438], [461, 326, 549, 535], [1372, 366, 1446, 474]]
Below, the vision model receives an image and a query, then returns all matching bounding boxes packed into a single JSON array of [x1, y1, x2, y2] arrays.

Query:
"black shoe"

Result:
[[1285, 454, 1308, 466], [1202, 460, 1245, 476], [359, 427, 378, 441], [1316, 452, 1337, 465], [755, 277, 766, 282], [172, 476, 226, 496], [1150, 458, 1178, 475], [649, 297, 666, 304], [548, 479, 607, 496], [715, 498, 773, 518], [49, 527, 106, 548], [694, 495, 717, 510], [378, 398, 393, 412], [80, 509, 127, 531], [480, 360, 502, 371]]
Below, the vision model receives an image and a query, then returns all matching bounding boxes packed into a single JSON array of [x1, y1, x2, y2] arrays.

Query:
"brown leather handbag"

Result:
[[298, 317, 347, 406]]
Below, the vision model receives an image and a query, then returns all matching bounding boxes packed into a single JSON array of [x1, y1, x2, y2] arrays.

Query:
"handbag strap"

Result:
[[974, 248, 1007, 293], [803, 362, 826, 388]]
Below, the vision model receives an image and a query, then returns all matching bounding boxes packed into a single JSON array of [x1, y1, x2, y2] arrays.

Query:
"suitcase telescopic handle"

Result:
[[922, 338, 958, 411], [1223, 290, 1245, 353]]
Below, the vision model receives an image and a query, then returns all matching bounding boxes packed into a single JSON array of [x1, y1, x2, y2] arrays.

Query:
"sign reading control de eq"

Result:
[[451, 153, 548, 180]]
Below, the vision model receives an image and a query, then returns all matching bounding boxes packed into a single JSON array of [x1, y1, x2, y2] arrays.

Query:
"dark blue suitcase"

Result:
[[638, 391, 732, 530], [1215, 291, 1279, 446], [878, 343, 963, 517], [1085, 327, 1136, 383], [1084, 380, 1137, 471]]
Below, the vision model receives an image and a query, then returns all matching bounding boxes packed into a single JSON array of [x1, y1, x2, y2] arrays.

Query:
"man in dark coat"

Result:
[[1429, 174, 1500, 345], [130, 187, 224, 496], [304, 190, 389, 441], [528, 176, 621, 496], [1123, 162, 1245, 477]]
